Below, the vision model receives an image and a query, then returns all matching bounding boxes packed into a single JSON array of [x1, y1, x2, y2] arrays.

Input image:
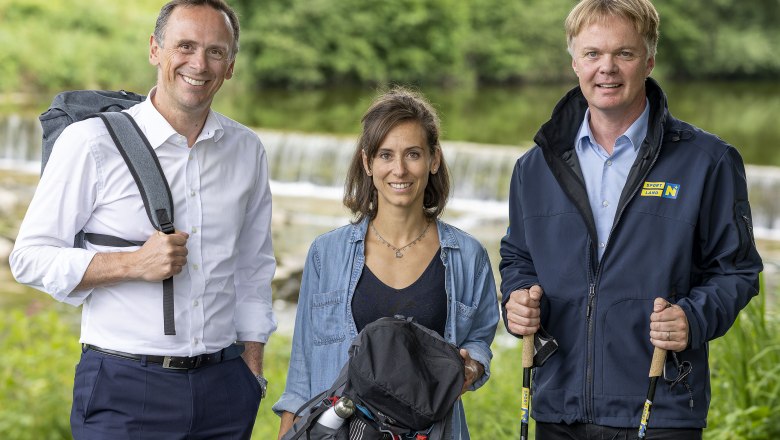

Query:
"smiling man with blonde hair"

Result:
[[500, 0, 762, 438]]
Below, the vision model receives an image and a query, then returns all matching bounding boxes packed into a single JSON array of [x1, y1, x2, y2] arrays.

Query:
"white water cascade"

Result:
[[2, 115, 779, 240]]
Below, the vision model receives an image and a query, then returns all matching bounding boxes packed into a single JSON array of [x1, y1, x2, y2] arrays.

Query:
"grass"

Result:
[[706, 277, 780, 439], [0, 279, 776, 439]]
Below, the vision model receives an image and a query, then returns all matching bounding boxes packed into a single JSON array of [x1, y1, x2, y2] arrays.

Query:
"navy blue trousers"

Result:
[[537, 422, 703, 440], [70, 347, 263, 439]]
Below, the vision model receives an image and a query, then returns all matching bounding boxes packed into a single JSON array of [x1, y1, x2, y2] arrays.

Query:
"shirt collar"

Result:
[[132, 87, 225, 149], [623, 98, 651, 152], [575, 98, 651, 154]]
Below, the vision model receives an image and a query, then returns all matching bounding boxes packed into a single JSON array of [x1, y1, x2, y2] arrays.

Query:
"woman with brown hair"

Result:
[[273, 86, 499, 439]]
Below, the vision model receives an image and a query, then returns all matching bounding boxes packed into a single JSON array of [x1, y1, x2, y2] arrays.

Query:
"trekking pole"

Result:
[[637, 346, 666, 439], [520, 331, 534, 440]]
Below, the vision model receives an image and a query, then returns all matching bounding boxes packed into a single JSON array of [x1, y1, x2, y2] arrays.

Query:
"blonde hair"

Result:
[[565, 0, 659, 58]]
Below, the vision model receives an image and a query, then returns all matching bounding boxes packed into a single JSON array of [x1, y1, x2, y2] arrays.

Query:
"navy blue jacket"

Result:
[[499, 78, 762, 428]]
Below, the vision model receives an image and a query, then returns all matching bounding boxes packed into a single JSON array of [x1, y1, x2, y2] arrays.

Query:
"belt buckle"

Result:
[[162, 356, 188, 370]]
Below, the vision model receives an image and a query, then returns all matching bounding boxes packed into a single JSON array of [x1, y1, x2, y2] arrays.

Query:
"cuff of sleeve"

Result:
[[272, 392, 307, 417], [236, 304, 278, 344], [677, 301, 701, 350], [44, 249, 97, 305], [462, 343, 491, 390]]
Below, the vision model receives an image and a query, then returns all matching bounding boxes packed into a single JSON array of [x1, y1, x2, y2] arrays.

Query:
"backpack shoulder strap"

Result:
[[96, 112, 174, 234], [96, 111, 177, 336]]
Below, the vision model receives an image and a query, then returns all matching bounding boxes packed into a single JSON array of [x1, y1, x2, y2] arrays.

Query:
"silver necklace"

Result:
[[370, 221, 431, 258]]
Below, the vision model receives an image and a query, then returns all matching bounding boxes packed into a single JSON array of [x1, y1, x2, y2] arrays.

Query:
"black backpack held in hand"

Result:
[[282, 316, 465, 440]]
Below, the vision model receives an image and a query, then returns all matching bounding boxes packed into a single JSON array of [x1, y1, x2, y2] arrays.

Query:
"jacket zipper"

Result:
[[584, 280, 597, 422], [583, 137, 665, 423]]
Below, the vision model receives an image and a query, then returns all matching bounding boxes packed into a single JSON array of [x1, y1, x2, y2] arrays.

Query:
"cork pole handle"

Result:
[[522, 333, 534, 369], [649, 346, 667, 377]]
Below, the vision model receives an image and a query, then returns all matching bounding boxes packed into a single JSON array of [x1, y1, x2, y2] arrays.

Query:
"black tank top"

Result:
[[352, 249, 447, 337]]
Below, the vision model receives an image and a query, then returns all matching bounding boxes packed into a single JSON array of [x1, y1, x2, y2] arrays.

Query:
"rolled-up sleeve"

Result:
[[234, 145, 277, 343], [10, 124, 99, 305]]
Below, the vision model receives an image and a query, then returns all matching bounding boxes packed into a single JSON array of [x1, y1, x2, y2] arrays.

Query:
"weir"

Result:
[[2, 115, 779, 240]]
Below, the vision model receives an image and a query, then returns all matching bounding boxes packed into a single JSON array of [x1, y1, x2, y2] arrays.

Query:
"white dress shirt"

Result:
[[10, 91, 277, 356]]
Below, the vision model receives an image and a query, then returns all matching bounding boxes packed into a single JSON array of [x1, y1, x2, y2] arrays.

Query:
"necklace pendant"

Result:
[[395, 250, 403, 258]]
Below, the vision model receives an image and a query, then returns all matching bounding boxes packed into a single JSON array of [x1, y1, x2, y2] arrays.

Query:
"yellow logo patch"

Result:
[[641, 181, 680, 199]]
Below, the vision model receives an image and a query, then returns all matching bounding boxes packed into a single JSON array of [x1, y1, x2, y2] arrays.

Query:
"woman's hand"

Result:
[[459, 348, 484, 395]]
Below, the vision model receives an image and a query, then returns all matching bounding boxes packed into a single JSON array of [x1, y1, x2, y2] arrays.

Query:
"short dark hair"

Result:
[[344, 86, 451, 223], [154, 0, 240, 58]]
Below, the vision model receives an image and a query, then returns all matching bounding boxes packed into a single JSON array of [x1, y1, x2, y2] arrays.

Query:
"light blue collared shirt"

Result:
[[273, 218, 499, 438], [575, 99, 650, 260]]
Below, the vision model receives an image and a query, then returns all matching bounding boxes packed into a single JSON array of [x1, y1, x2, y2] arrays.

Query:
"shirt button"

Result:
[[600, 242, 606, 248], [602, 200, 609, 207], [192, 338, 199, 345], [190, 190, 196, 197], [606, 160, 613, 166], [193, 300, 199, 307], [191, 226, 198, 234], [192, 264, 199, 270], [188, 154, 193, 161]]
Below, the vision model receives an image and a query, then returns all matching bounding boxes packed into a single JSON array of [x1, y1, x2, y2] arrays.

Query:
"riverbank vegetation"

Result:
[[1, 279, 777, 439], [1, 0, 778, 96]]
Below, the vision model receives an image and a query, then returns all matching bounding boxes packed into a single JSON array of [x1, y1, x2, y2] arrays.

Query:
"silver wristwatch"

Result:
[[255, 374, 268, 398]]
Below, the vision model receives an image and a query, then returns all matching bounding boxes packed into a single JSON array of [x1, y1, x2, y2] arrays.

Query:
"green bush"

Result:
[[0, 307, 79, 439], [706, 276, 780, 439]]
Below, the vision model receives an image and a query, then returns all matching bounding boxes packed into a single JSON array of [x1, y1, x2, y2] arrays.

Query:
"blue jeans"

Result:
[[537, 422, 703, 440], [71, 347, 263, 439]]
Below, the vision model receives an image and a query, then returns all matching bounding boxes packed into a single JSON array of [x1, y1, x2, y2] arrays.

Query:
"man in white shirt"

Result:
[[10, 1, 276, 438]]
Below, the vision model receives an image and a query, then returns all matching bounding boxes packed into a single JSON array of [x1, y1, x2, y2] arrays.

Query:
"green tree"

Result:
[[465, 0, 574, 84], [236, 0, 470, 88]]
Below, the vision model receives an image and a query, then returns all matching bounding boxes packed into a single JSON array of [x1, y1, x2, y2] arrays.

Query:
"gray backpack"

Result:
[[39, 90, 177, 335]]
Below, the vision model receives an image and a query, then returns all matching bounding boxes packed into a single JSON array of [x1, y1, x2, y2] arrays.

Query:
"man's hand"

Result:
[[504, 285, 543, 336], [132, 230, 189, 281], [649, 297, 689, 352], [76, 230, 188, 290]]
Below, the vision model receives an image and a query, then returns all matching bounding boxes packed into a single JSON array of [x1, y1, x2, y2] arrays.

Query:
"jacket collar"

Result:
[[535, 77, 670, 157], [532, 78, 673, 273]]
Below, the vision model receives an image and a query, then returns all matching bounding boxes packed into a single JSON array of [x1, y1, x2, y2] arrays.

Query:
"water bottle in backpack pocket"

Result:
[[280, 316, 463, 440]]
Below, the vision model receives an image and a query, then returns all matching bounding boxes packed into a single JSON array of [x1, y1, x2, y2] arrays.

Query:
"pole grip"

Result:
[[648, 346, 667, 377], [522, 333, 534, 368]]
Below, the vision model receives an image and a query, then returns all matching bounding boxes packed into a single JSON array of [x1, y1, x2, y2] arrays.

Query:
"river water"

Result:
[[1, 80, 779, 309]]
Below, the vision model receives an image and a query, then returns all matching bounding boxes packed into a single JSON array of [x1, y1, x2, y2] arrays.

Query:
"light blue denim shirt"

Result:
[[575, 99, 650, 259], [273, 218, 499, 439]]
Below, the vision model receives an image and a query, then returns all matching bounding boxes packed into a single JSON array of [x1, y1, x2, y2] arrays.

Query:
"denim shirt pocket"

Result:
[[453, 300, 477, 342], [311, 289, 347, 345]]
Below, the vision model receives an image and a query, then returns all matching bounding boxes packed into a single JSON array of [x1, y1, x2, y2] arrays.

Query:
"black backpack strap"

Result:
[[281, 362, 352, 440], [96, 111, 177, 336], [84, 233, 146, 248]]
